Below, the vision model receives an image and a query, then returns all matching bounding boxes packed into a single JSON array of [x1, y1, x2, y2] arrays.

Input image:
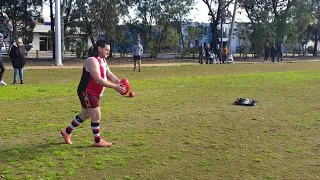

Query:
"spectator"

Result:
[[215, 44, 222, 64], [198, 43, 204, 64], [209, 50, 215, 64], [278, 42, 284, 62], [9, 38, 26, 84], [0, 33, 7, 86], [132, 39, 143, 72], [270, 45, 277, 63], [222, 45, 229, 64], [204, 43, 210, 64]]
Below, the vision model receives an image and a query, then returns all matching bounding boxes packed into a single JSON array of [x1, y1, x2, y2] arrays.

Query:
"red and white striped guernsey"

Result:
[[77, 56, 109, 97]]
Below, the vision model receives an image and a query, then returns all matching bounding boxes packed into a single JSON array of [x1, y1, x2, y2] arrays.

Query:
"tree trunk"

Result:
[[23, 0, 27, 40], [84, 17, 95, 45], [149, 24, 152, 43], [313, 30, 318, 56], [89, 36, 95, 45], [292, 49, 295, 57], [210, 22, 219, 52], [109, 38, 113, 57], [180, 21, 185, 49], [49, 0, 55, 59], [12, 19, 17, 42], [227, 0, 238, 50]]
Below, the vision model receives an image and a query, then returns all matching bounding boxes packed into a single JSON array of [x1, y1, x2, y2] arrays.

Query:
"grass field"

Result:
[[0, 62, 320, 180]]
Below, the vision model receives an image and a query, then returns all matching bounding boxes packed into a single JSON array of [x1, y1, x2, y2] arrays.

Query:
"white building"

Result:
[[31, 24, 52, 51], [20, 23, 90, 52]]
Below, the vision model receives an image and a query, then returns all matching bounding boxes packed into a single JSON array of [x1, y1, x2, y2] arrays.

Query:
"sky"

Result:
[[42, 0, 250, 23], [189, 0, 250, 23]]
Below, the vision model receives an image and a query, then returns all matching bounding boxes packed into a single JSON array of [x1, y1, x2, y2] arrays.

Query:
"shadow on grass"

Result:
[[0, 141, 95, 163]]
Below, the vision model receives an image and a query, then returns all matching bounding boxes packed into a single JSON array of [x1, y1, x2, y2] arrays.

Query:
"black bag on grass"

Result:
[[234, 98, 258, 106]]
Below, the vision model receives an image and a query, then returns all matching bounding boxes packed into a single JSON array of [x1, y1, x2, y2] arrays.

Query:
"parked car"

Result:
[[1, 42, 8, 55]]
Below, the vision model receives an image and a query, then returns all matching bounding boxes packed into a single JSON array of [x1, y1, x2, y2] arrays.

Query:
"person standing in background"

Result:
[[132, 39, 143, 72], [9, 38, 26, 84], [204, 43, 210, 64], [198, 43, 204, 64], [0, 33, 7, 86], [215, 44, 222, 64], [270, 44, 277, 63], [222, 45, 229, 64], [278, 42, 284, 62]]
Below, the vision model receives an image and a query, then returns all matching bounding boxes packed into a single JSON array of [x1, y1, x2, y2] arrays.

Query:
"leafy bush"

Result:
[[180, 48, 192, 59], [75, 41, 88, 59], [70, 48, 75, 55], [147, 40, 158, 58]]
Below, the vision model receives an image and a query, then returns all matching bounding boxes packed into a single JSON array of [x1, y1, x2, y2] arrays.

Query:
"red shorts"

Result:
[[78, 91, 100, 108]]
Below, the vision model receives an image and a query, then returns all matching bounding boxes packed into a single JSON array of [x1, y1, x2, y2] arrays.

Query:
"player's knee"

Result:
[[80, 110, 90, 120], [91, 111, 101, 122]]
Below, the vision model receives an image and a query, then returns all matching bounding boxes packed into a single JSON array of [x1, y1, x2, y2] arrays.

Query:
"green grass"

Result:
[[0, 62, 320, 179]]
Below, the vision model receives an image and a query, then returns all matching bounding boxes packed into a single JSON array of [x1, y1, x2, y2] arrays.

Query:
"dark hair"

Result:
[[89, 39, 108, 57]]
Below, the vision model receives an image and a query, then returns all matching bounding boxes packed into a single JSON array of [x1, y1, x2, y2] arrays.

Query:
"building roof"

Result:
[[33, 24, 51, 33]]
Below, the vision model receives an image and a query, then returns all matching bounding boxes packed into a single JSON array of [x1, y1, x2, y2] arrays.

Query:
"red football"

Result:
[[129, 92, 135, 97], [119, 78, 130, 95]]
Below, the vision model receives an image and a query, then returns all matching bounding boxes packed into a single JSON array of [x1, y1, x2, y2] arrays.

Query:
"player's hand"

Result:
[[116, 83, 126, 94]]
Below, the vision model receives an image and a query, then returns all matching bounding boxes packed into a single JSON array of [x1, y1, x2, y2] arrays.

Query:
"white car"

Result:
[[1, 42, 8, 55]]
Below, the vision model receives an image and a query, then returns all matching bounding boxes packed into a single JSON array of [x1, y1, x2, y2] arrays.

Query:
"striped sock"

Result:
[[66, 115, 84, 134], [91, 123, 100, 143]]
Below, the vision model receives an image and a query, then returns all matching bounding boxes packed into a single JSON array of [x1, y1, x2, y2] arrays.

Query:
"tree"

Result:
[[48, 0, 55, 59], [167, 0, 194, 49], [0, 10, 11, 40], [135, 0, 194, 57], [286, 0, 313, 56], [125, 19, 144, 45], [69, 0, 134, 58], [164, 27, 180, 55], [61, 0, 77, 59], [237, 23, 251, 58], [1, 0, 43, 50], [185, 24, 206, 58], [308, 0, 320, 56], [114, 25, 132, 57], [241, 0, 274, 56], [187, 24, 206, 45], [202, 0, 233, 52], [240, 0, 303, 57], [270, 0, 298, 42], [136, 0, 160, 49]]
